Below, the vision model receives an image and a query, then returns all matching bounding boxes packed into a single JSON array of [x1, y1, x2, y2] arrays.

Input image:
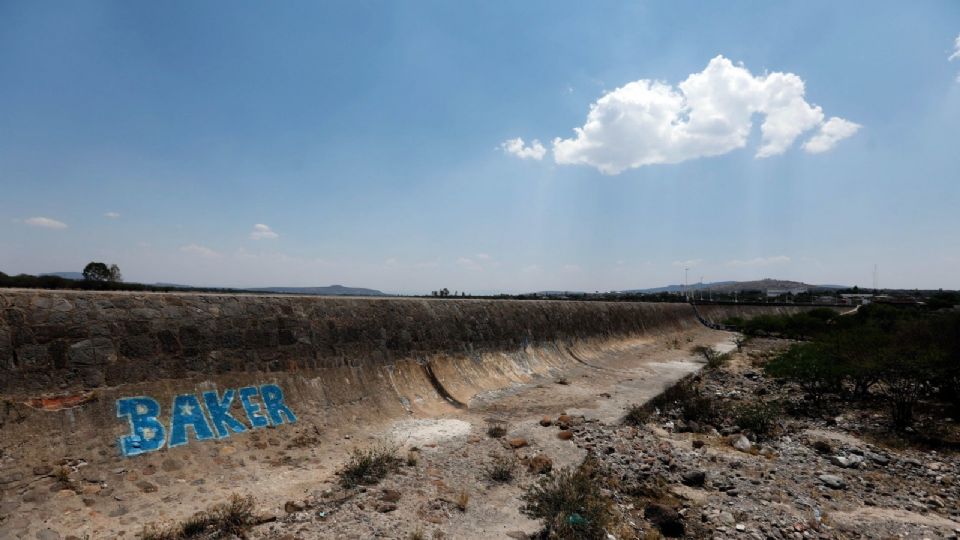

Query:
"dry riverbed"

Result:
[[5, 332, 958, 539]]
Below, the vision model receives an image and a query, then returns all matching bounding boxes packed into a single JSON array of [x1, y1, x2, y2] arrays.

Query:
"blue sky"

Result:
[[1, 2, 959, 293]]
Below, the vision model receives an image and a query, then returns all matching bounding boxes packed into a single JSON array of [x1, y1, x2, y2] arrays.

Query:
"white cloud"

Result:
[[249, 223, 279, 240], [562, 264, 582, 273], [179, 244, 221, 258], [672, 259, 702, 268], [551, 55, 858, 174], [25, 216, 67, 229], [457, 254, 500, 271], [414, 259, 440, 269], [457, 257, 481, 270], [500, 137, 546, 160], [726, 255, 791, 267], [802, 117, 862, 154], [104, 212, 121, 219], [950, 33, 960, 82]]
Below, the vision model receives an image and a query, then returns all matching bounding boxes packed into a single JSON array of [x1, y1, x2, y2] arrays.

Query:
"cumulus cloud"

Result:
[[179, 244, 221, 258], [249, 223, 279, 240], [456, 257, 481, 270], [457, 254, 499, 271], [500, 137, 546, 160], [551, 55, 858, 174], [950, 33, 960, 81], [672, 259, 702, 268], [802, 117, 862, 154], [104, 212, 120, 219], [726, 255, 791, 267], [25, 216, 67, 229]]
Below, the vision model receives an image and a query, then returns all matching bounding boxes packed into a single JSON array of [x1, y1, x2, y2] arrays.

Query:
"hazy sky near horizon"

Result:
[[2, 2, 959, 293]]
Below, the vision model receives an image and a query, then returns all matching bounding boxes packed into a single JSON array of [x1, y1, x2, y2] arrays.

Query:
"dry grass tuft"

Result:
[[485, 418, 508, 438], [53, 466, 71, 483], [140, 493, 257, 540], [456, 489, 470, 512], [484, 454, 516, 483], [338, 443, 401, 488]]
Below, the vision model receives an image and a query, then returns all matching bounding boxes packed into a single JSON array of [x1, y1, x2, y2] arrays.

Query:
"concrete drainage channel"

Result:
[[0, 290, 814, 539]]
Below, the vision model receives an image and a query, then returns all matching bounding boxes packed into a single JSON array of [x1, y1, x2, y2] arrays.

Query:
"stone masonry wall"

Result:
[[0, 290, 697, 396]]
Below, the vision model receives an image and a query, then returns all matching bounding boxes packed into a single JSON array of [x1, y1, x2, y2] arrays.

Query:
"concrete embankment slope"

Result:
[[695, 303, 826, 326], [0, 290, 704, 394], [0, 290, 713, 460], [0, 291, 831, 538], [0, 292, 824, 460]]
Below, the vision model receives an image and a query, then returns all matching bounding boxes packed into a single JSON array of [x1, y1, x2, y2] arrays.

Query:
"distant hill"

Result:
[[625, 279, 847, 294], [626, 281, 737, 294], [34, 273, 387, 296], [41, 272, 85, 280], [245, 285, 388, 296]]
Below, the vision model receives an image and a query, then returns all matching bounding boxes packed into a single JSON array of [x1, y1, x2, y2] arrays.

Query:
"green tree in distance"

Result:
[[83, 262, 122, 282]]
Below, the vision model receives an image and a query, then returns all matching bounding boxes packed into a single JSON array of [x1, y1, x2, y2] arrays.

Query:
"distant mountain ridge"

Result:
[[41, 272, 85, 280], [39, 272, 387, 296], [536, 279, 848, 296], [625, 279, 847, 294], [244, 285, 388, 296]]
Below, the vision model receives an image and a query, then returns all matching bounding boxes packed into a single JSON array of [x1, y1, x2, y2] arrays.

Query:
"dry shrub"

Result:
[[485, 418, 508, 438], [733, 401, 782, 438], [338, 443, 400, 488], [141, 493, 256, 540], [485, 454, 516, 483], [520, 458, 615, 540], [53, 466, 71, 483], [623, 403, 650, 426]]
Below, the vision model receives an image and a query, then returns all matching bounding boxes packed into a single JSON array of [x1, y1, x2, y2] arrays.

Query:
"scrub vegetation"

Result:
[[733, 304, 960, 432]]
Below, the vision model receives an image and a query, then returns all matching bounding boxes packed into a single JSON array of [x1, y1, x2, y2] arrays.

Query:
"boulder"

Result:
[[818, 474, 846, 490], [830, 455, 864, 469], [644, 503, 684, 537], [681, 470, 706, 487], [528, 455, 553, 474], [730, 434, 752, 452], [508, 438, 528, 449], [380, 489, 402, 503]]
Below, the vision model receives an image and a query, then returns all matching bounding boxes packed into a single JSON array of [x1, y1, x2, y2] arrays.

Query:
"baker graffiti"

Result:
[[116, 384, 297, 457]]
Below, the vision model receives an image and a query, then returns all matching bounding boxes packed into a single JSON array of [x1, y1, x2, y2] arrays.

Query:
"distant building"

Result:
[[766, 287, 808, 298], [873, 295, 921, 305], [840, 293, 874, 305]]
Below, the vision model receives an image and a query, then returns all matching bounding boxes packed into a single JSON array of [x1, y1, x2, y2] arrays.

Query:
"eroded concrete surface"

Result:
[[0, 319, 733, 538]]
